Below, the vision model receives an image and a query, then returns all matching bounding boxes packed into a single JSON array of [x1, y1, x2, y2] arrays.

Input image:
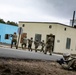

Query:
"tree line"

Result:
[[0, 18, 18, 26]]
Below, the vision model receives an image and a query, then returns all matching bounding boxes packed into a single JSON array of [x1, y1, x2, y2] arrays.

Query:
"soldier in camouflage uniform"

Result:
[[44, 36, 54, 55], [11, 32, 17, 49], [57, 53, 76, 70], [34, 39, 39, 52], [21, 37, 27, 49], [28, 37, 33, 51], [40, 40, 45, 52]]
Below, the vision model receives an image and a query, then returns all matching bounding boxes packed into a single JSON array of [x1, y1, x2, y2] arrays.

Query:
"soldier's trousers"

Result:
[[45, 46, 52, 55], [11, 39, 17, 48]]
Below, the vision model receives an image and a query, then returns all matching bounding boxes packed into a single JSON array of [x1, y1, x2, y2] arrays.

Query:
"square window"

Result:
[[35, 34, 42, 42], [66, 38, 71, 49]]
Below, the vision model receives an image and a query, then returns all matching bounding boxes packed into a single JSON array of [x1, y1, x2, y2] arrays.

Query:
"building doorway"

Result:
[[46, 34, 55, 52], [20, 33, 27, 43]]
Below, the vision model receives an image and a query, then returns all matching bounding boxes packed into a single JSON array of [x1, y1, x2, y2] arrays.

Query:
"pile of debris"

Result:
[[0, 58, 75, 75]]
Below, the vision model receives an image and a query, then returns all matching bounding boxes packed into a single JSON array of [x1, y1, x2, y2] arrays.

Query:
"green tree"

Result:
[[0, 18, 18, 26], [7, 21, 18, 26], [7, 21, 10, 24], [0, 18, 6, 23]]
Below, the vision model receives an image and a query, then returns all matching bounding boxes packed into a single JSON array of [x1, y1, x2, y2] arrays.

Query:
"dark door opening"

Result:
[[20, 33, 27, 43], [46, 34, 55, 52]]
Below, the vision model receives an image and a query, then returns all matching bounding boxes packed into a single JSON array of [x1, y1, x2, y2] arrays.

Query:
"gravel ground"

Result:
[[0, 58, 76, 75]]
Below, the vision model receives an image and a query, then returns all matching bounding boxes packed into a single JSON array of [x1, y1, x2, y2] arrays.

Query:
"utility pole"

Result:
[[17, 27, 23, 49], [72, 11, 75, 27]]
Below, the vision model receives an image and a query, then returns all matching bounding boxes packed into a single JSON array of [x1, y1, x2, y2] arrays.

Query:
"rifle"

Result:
[[57, 57, 76, 65], [57, 58, 64, 65]]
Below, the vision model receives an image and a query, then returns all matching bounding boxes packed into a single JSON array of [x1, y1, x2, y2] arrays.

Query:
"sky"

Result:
[[0, 0, 76, 25]]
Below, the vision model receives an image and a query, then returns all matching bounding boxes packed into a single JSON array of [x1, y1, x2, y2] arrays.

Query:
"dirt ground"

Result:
[[0, 58, 75, 75]]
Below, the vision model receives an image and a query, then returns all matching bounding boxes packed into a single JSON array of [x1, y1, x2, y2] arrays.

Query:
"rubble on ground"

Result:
[[0, 58, 75, 75]]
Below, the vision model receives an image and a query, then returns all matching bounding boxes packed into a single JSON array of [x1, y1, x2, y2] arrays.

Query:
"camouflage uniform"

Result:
[[59, 53, 76, 70], [40, 40, 45, 52], [62, 57, 76, 70], [34, 40, 39, 52], [11, 32, 17, 48], [28, 38, 33, 51], [44, 37, 53, 55], [22, 38, 27, 49]]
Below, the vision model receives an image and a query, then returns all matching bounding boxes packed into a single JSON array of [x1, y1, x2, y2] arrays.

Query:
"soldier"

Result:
[[21, 37, 27, 49], [28, 37, 33, 51], [40, 40, 45, 52], [44, 36, 53, 55], [11, 32, 17, 49], [34, 39, 39, 52], [57, 53, 76, 70]]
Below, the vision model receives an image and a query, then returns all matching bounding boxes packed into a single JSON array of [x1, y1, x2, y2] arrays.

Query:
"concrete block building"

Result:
[[18, 21, 76, 55]]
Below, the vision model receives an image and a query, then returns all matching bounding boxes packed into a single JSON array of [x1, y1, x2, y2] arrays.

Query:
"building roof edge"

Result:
[[19, 21, 73, 28]]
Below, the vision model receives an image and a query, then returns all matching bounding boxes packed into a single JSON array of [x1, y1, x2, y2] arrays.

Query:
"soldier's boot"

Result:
[[28, 47, 30, 51], [49, 52, 52, 55], [35, 49, 37, 52], [49, 49, 52, 55], [45, 47, 48, 54], [31, 49, 32, 51], [28, 49, 30, 51], [35, 46, 38, 52], [16, 46, 18, 49], [50, 53, 52, 55], [35, 47, 37, 52], [44, 50, 47, 54], [16, 44, 18, 49], [11, 45, 12, 48]]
